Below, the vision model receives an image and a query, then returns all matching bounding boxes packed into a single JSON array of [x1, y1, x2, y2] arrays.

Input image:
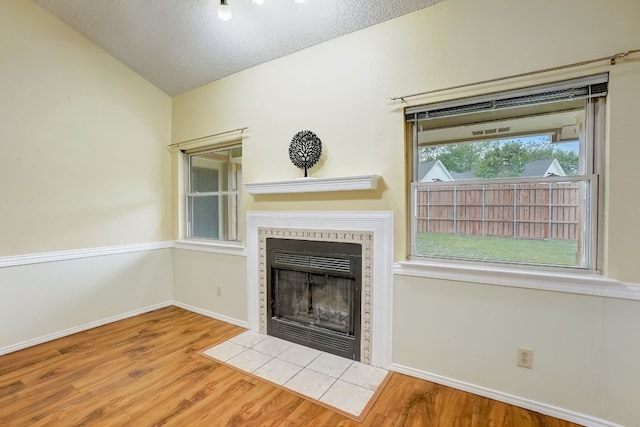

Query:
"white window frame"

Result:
[[407, 74, 607, 273], [185, 144, 242, 243]]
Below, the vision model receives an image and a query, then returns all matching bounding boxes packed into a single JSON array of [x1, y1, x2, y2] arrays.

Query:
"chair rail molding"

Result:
[[0, 241, 174, 268]]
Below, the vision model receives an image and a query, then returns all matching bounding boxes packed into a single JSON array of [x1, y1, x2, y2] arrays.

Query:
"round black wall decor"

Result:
[[289, 130, 322, 177]]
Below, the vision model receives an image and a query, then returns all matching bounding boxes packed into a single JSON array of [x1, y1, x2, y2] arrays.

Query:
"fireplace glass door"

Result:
[[267, 239, 361, 360], [273, 270, 355, 335]]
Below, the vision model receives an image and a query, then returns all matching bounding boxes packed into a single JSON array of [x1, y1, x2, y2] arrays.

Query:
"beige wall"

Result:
[[172, 250, 247, 323], [172, 0, 640, 424], [0, 249, 174, 351], [1, 0, 638, 424], [173, 0, 640, 274], [171, 11, 407, 255], [0, 0, 172, 257], [0, 1, 174, 355], [393, 276, 599, 409], [606, 66, 640, 282], [392, 274, 640, 424]]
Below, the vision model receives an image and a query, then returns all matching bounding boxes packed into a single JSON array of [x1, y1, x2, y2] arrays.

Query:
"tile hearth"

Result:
[[201, 330, 389, 419]]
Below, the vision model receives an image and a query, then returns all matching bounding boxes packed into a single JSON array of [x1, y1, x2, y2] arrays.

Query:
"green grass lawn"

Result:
[[416, 232, 579, 266]]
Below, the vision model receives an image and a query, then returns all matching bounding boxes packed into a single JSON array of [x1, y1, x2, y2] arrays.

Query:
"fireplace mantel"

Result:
[[245, 174, 381, 194]]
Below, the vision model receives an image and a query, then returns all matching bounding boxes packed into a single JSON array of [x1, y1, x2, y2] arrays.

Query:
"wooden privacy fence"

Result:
[[416, 182, 581, 240]]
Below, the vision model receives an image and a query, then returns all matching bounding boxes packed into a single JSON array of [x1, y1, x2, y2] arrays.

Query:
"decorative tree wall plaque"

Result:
[[289, 130, 322, 177]]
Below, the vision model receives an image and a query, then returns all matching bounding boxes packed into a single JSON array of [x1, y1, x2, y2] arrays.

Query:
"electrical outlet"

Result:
[[517, 348, 533, 369], [217, 286, 222, 296]]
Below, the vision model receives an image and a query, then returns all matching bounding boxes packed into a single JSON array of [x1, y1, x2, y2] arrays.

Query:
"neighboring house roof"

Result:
[[419, 158, 566, 182], [418, 160, 453, 182], [449, 171, 477, 180], [418, 160, 437, 181], [520, 158, 566, 177]]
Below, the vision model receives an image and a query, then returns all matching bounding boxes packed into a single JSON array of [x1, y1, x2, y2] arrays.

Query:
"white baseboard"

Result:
[[390, 363, 622, 427], [0, 301, 173, 356], [172, 300, 249, 329]]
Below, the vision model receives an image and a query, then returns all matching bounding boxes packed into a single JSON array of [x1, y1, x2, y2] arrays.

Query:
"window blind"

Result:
[[406, 73, 608, 122]]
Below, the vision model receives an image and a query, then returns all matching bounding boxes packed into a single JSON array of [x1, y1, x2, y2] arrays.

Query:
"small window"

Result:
[[186, 146, 242, 241], [408, 74, 606, 270]]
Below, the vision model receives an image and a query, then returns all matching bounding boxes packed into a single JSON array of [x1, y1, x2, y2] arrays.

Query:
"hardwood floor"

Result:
[[0, 307, 581, 426]]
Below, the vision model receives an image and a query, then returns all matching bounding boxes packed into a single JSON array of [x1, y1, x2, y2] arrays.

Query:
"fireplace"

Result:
[[247, 211, 394, 367], [267, 238, 362, 360]]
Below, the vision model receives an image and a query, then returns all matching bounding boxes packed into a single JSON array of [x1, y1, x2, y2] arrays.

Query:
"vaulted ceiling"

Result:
[[34, 0, 445, 96]]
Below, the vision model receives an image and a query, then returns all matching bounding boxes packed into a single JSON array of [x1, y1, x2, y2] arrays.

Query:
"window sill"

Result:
[[394, 259, 640, 301], [173, 239, 247, 256]]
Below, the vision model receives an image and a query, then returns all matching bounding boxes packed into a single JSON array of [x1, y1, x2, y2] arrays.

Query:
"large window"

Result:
[[186, 146, 242, 241], [408, 74, 607, 270]]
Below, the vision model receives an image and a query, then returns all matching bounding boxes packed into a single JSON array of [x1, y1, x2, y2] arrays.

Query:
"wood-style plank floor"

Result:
[[0, 306, 581, 426]]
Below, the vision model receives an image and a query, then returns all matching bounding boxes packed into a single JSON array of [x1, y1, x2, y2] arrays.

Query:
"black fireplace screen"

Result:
[[273, 270, 354, 335], [267, 238, 361, 360]]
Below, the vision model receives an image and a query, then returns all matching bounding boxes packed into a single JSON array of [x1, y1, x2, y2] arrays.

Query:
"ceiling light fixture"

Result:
[[218, 0, 232, 21], [218, 0, 306, 21]]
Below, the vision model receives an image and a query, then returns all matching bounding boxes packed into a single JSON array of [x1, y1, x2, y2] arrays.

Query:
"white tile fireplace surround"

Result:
[[247, 211, 394, 368]]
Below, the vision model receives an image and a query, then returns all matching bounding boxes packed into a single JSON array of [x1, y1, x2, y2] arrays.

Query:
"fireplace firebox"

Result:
[[266, 238, 362, 361]]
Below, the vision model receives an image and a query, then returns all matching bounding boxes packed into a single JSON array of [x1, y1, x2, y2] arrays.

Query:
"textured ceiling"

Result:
[[33, 0, 445, 96]]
